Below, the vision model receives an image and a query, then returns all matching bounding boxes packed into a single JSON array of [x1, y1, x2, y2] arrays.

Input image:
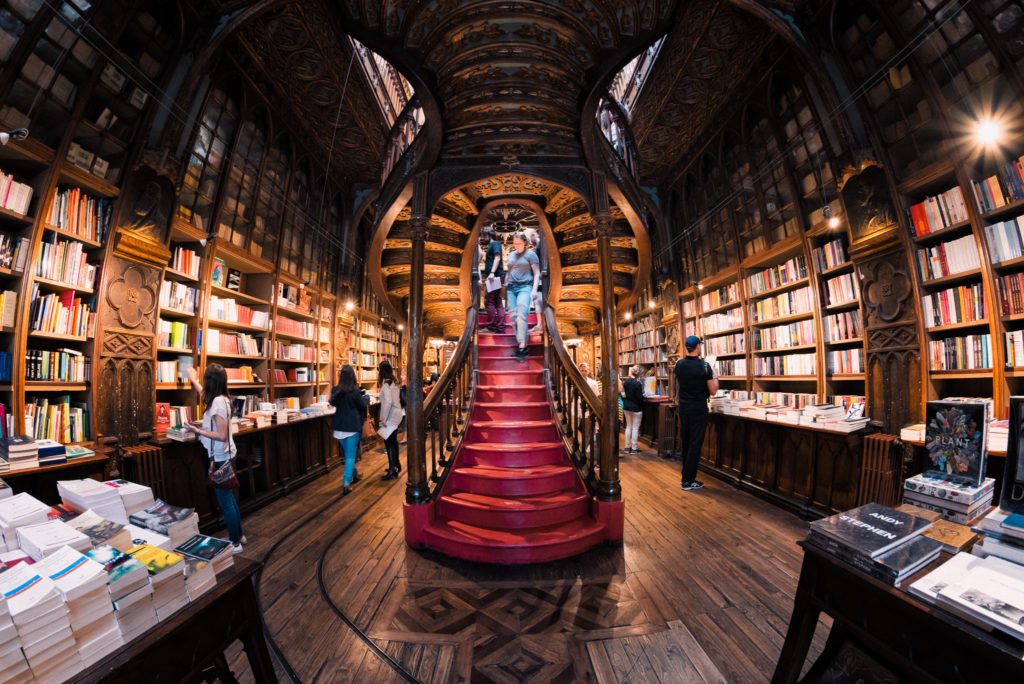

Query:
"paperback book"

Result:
[[924, 400, 989, 487]]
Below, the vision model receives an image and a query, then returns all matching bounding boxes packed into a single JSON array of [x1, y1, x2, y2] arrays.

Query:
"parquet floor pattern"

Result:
[[225, 444, 829, 683]]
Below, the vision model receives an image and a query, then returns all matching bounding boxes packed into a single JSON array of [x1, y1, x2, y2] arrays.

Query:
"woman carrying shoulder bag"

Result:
[[330, 365, 369, 495], [377, 360, 404, 480], [186, 363, 245, 554]]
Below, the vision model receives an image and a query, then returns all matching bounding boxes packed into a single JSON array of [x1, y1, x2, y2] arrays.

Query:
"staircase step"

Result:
[[450, 463, 577, 496], [420, 517, 607, 564], [479, 369, 544, 386], [461, 441, 566, 467], [478, 356, 545, 372], [438, 490, 590, 529], [476, 385, 547, 403], [465, 419, 559, 444], [478, 342, 544, 358], [472, 402, 550, 422], [478, 333, 542, 346]]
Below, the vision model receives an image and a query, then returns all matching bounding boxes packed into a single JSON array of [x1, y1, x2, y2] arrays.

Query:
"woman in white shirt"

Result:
[[377, 360, 404, 480]]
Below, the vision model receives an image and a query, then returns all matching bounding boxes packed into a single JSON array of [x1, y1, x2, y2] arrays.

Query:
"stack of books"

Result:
[[0, 435, 37, 471], [903, 473, 995, 525], [124, 523, 171, 550], [58, 478, 129, 525], [973, 508, 1024, 566], [16, 519, 92, 560], [0, 492, 50, 552], [175, 534, 234, 577], [35, 439, 67, 466], [0, 562, 83, 681], [127, 544, 188, 621], [67, 509, 133, 552], [129, 499, 199, 548], [910, 545, 1024, 641], [103, 479, 154, 517], [0, 478, 9, 500], [806, 502, 942, 586], [34, 546, 123, 667], [989, 419, 1008, 453], [900, 423, 925, 442], [180, 557, 217, 601], [84, 545, 154, 642], [0, 579, 31, 681]]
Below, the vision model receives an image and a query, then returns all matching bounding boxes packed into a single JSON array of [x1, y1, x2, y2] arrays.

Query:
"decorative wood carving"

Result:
[[104, 263, 160, 331], [113, 167, 173, 267], [96, 354, 155, 447], [839, 160, 900, 246]]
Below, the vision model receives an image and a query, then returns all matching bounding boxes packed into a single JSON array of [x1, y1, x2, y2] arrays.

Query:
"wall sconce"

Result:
[[344, 300, 355, 312], [823, 205, 842, 230], [0, 128, 28, 146], [198, 231, 217, 247]]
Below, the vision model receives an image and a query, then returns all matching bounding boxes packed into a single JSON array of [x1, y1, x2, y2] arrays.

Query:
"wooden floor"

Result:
[[223, 443, 830, 683]]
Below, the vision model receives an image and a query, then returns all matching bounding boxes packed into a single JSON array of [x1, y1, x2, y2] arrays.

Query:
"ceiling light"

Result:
[[648, 300, 656, 309], [397, 324, 404, 331]]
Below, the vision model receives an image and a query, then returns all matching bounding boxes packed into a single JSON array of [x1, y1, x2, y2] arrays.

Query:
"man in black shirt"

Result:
[[675, 336, 718, 491]]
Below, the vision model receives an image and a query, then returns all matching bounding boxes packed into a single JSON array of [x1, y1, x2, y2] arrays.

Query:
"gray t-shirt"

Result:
[[506, 249, 539, 287], [201, 395, 236, 462]]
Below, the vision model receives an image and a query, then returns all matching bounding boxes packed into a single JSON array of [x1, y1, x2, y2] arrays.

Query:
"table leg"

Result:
[[772, 557, 821, 684], [240, 581, 278, 683]]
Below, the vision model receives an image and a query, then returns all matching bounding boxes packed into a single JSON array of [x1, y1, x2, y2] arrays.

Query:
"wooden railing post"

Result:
[[594, 208, 622, 502], [405, 173, 430, 505]]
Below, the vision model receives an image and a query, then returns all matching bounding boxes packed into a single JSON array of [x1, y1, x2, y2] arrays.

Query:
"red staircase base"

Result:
[[405, 315, 623, 564]]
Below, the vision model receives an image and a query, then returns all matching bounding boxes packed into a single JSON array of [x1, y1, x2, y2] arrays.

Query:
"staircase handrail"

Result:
[[542, 304, 601, 495], [421, 277, 479, 499]]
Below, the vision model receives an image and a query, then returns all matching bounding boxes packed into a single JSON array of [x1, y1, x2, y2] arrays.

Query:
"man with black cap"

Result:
[[675, 335, 718, 491]]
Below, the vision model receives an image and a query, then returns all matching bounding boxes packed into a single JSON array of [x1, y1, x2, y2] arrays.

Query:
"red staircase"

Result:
[[412, 313, 612, 564]]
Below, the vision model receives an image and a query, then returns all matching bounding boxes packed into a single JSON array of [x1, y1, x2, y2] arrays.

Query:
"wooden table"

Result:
[[773, 541, 1024, 683], [72, 557, 276, 683]]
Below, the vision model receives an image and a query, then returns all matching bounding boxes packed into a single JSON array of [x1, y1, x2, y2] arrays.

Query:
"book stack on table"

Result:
[[0, 492, 50, 555], [175, 533, 234, 577], [806, 502, 942, 586], [66, 508, 133, 552], [16, 519, 91, 560], [85, 545, 156, 643], [127, 544, 188, 621], [0, 580, 31, 683], [103, 479, 154, 517], [58, 478, 129, 525], [0, 436, 37, 472], [903, 473, 995, 525], [128, 499, 199, 548]]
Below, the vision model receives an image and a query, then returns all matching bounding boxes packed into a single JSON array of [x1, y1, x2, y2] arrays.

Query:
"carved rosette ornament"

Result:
[[106, 265, 158, 329], [861, 260, 913, 325]]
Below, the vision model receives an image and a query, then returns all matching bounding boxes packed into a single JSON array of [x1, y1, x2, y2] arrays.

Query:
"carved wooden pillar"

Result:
[[842, 161, 923, 434], [405, 173, 430, 505], [592, 173, 621, 501]]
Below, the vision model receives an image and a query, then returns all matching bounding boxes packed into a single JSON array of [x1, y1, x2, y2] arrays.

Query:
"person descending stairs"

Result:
[[417, 312, 609, 564]]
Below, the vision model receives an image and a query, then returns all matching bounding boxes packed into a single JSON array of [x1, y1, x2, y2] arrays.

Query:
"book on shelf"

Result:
[[47, 187, 113, 243], [997, 271, 1024, 316], [824, 310, 861, 342], [753, 319, 815, 349], [983, 216, 1024, 263], [169, 245, 200, 279], [923, 400, 990, 487], [210, 257, 226, 288], [24, 395, 89, 444], [28, 287, 95, 337], [746, 255, 808, 295], [922, 283, 985, 327], [811, 238, 848, 272], [157, 319, 190, 350], [822, 273, 860, 307], [25, 349, 89, 383], [226, 268, 241, 292], [928, 334, 992, 370], [971, 155, 1024, 213], [915, 234, 981, 281], [0, 168, 34, 216], [159, 281, 198, 314], [827, 348, 863, 374], [0, 232, 30, 272], [34, 237, 98, 289], [207, 297, 269, 329], [700, 283, 739, 310], [1003, 396, 1024, 513], [752, 286, 813, 321], [204, 329, 262, 356], [908, 186, 969, 236]]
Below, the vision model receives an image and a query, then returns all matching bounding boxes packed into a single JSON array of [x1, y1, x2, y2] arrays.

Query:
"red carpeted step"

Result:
[[437, 490, 590, 529], [465, 419, 559, 444], [479, 369, 544, 386], [449, 463, 576, 496], [472, 402, 550, 422], [478, 332, 542, 346], [478, 342, 543, 358], [476, 385, 547, 403], [478, 356, 544, 372], [460, 441, 565, 467], [419, 517, 607, 564]]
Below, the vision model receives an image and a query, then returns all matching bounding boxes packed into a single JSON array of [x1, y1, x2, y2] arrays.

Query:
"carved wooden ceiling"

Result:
[[231, 1, 388, 180], [630, 0, 772, 184], [336, 0, 677, 160]]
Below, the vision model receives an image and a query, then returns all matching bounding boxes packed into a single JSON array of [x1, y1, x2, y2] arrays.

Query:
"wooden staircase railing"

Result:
[[416, 278, 479, 500], [542, 305, 605, 497]]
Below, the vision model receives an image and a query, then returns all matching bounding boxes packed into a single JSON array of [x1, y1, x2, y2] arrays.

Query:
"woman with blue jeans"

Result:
[[330, 364, 369, 495], [186, 363, 245, 553], [505, 231, 541, 361]]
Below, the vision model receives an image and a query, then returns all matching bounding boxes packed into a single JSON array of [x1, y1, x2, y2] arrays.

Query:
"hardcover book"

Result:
[[808, 502, 934, 558], [924, 400, 989, 487], [922, 519, 977, 553], [174, 534, 230, 562], [128, 499, 195, 535], [226, 268, 241, 291], [127, 543, 183, 577], [904, 473, 995, 505], [211, 257, 226, 288], [1002, 396, 1024, 513], [154, 403, 170, 434]]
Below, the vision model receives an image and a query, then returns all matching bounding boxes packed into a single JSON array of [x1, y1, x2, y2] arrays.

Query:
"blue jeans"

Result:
[[506, 284, 532, 346], [338, 433, 360, 486], [214, 487, 243, 544]]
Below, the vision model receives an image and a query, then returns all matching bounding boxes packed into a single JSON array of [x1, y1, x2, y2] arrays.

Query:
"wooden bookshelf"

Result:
[[616, 287, 670, 397]]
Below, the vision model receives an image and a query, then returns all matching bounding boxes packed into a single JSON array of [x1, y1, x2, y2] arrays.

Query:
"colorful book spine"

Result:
[[746, 255, 808, 295], [908, 186, 969, 236], [921, 283, 986, 327], [928, 334, 992, 370], [811, 239, 849, 271], [824, 311, 861, 342]]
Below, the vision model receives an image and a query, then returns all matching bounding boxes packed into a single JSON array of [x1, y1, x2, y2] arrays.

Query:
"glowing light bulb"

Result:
[[828, 215, 842, 229], [648, 300, 656, 309], [397, 324, 404, 331], [697, 282, 705, 291], [624, 311, 632, 321], [974, 117, 1004, 147], [345, 301, 355, 312]]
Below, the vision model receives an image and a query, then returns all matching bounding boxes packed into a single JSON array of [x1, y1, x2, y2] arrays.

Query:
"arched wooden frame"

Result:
[[253, 131, 293, 265], [177, 83, 242, 227], [459, 198, 564, 312]]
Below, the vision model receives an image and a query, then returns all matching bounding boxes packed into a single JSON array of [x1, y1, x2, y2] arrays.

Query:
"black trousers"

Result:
[[384, 431, 401, 472], [678, 410, 709, 484]]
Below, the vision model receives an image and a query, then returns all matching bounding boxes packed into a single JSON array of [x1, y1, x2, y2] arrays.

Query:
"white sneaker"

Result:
[[232, 543, 244, 555]]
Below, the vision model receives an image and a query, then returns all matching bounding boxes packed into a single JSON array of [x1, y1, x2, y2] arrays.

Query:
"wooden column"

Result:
[[592, 173, 621, 501], [405, 173, 430, 504]]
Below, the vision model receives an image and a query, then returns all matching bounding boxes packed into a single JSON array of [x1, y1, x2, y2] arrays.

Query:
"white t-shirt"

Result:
[[201, 395, 236, 463]]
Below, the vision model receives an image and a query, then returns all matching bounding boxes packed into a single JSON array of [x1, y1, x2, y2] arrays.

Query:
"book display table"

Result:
[[773, 541, 1024, 683], [71, 557, 275, 683]]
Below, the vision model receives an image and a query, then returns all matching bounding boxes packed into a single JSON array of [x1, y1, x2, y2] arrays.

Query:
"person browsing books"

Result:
[[330, 365, 370, 495], [675, 336, 718, 492], [620, 365, 646, 455], [505, 231, 541, 361], [185, 363, 245, 553], [479, 226, 506, 334], [377, 360, 403, 480]]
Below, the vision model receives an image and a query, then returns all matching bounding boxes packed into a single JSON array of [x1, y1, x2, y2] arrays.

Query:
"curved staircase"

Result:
[[416, 313, 610, 564]]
